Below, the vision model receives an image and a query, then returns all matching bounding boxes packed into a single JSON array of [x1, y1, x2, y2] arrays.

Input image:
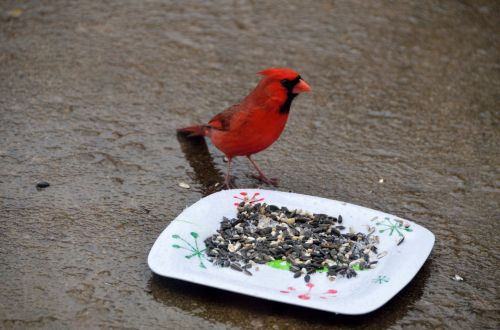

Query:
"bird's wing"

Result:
[[208, 104, 245, 131]]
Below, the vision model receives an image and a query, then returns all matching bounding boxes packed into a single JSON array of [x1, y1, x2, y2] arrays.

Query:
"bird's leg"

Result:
[[246, 156, 279, 186], [223, 157, 236, 189]]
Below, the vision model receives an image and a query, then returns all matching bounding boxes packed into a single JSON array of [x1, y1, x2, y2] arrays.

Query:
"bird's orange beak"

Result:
[[292, 79, 312, 94]]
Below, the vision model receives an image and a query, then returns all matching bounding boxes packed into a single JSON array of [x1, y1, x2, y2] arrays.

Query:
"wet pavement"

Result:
[[1, 0, 499, 328]]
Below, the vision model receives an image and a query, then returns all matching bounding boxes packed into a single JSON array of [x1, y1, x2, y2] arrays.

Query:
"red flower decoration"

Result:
[[280, 283, 337, 301], [233, 191, 264, 206], [280, 287, 296, 294]]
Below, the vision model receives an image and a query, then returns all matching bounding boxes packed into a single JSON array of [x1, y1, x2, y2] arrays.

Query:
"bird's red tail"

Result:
[[177, 124, 208, 137]]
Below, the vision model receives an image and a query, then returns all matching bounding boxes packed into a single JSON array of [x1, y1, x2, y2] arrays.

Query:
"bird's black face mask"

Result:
[[279, 75, 301, 114]]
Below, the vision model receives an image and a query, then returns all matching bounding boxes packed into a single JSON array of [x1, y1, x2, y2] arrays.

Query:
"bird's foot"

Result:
[[223, 175, 237, 189], [246, 172, 279, 187]]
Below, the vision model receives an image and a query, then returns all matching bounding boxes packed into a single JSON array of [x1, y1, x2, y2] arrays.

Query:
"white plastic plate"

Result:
[[148, 189, 434, 315]]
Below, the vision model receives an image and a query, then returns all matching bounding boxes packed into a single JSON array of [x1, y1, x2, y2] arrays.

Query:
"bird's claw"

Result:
[[223, 182, 237, 189], [246, 172, 279, 187], [223, 175, 237, 189]]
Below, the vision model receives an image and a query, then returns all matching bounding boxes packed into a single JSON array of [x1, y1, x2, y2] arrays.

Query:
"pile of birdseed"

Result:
[[204, 202, 381, 282]]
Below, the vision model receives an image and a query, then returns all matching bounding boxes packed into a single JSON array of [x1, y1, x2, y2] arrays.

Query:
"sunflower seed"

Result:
[[36, 181, 50, 189], [230, 263, 243, 272], [377, 251, 388, 259], [178, 182, 190, 189]]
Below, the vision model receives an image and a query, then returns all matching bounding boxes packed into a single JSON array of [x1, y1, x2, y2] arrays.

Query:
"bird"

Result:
[[177, 67, 311, 188]]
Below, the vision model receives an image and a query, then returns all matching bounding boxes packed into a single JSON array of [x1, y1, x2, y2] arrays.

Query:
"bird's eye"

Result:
[[281, 77, 301, 92]]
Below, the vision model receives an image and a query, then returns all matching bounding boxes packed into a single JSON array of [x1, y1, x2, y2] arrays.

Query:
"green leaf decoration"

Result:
[[171, 232, 206, 268], [373, 275, 390, 284], [266, 260, 291, 270], [376, 217, 413, 238]]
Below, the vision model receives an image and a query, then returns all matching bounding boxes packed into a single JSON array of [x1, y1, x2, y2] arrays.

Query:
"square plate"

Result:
[[148, 189, 434, 315]]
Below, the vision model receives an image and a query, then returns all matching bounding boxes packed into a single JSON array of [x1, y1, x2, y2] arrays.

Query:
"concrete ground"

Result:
[[1, 0, 499, 329]]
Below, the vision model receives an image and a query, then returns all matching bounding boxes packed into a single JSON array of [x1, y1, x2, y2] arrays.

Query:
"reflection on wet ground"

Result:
[[149, 259, 433, 329], [177, 133, 223, 195], [1, 0, 499, 328]]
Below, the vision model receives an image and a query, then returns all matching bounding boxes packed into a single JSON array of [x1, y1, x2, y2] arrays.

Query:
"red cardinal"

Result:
[[178, 68, 311, 188]]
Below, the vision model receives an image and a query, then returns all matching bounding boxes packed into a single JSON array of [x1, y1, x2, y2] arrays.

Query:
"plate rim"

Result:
[[148, 188, 435, 315]]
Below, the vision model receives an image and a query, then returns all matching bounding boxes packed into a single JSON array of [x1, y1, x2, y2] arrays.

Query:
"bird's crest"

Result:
[[257, 67, 300, 80]]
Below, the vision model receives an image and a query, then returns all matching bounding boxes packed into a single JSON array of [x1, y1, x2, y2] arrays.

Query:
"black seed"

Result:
[[259, 227, 272, 235], [230, 263, 243, 272], [314, 213, 327, 220], [338, 215, 343, 224], [36, 181, 50, 189], [304, 274, 311, 283], [331, 228, 341, 236], [295, 217, 308, 223], [204, 202, 379, 282], [267, 205, 279, 212]]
